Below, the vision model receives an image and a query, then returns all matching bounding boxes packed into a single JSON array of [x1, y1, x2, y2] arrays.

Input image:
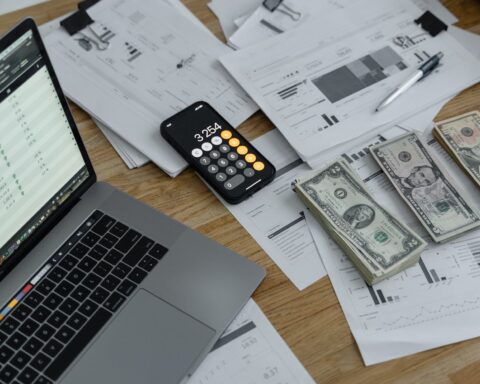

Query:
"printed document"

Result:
[[306, 130, 480, 365], [44, 0, 257, 176], [221, 0, 480, 165], [189, 299, 315, 384]]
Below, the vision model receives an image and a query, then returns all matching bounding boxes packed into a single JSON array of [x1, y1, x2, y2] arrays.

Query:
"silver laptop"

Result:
[[0, 19, 265, 384]]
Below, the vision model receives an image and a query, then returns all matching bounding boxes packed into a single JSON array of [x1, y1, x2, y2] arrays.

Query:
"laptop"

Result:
[[0, 19, 265, 384]]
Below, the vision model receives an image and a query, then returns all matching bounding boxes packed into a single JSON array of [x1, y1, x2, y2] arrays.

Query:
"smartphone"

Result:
[[161, 102, 276, 204]]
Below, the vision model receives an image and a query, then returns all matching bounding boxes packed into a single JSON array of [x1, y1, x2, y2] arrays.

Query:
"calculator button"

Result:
[[227, 152, 238, 161], [199, 157, 211, 166], [218, 158, 229, 167], [228, 138, 240, 147], [253, 161, 265, 171], [192, 148, 203, 158], [221, 130, 232, 140], [209, 150, 221, 159], [208, 165, 219, 174], [244, 168, 255, 177], [235, 160, 247, 169], [224, 175, 245, 190], [216, 173, 227, 182], [226, 166, 237, 176], [237, 146, 248, 155], [211, 136, 222, 145], [245, 153, 256, 163], [219, 144, 230, 153], [201, 142, 213, 151]]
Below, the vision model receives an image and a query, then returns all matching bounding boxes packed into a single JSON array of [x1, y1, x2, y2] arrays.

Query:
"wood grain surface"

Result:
[[1, 1, 480, 383]]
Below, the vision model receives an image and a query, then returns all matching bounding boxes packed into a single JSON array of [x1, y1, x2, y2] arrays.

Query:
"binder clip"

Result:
[[60, 9, 110, 51], [263, 0, 302, 22], [414, 11, 448, 37], [78, 0, 101, 11]]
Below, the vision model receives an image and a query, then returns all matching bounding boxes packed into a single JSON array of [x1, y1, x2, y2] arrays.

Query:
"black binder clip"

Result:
[[263, 0, 302, 22], [414, 11, 448, 37], [60, 8, 110, 51]]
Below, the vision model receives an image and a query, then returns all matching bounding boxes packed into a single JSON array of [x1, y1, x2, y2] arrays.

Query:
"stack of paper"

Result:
[[0, 0, 49, 15]]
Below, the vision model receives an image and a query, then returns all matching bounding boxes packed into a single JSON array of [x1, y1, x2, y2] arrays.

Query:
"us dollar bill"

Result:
[[371, 132, 480, 243], [292, 159, 426, 284], [433, 111, 480, 188]]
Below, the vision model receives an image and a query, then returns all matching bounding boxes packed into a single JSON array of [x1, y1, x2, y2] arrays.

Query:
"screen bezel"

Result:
[[0, 19, 96, 279]]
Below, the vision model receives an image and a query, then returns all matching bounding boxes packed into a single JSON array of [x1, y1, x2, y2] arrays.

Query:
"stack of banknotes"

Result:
[[292, 159, 427, 285]]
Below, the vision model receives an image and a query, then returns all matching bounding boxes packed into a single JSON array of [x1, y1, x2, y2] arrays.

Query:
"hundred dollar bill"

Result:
[[371, 132, 480, 243], [433, 111, 480, 188], [292, 159, 426, 284]]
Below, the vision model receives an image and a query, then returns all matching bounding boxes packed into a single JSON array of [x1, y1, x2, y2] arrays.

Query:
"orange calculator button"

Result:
[[221, 130, 232, 140], [229, 138, 240, 147], [237, 146, 248, 155], [245, 154, 256, 163], [253, 161, 265, 171]]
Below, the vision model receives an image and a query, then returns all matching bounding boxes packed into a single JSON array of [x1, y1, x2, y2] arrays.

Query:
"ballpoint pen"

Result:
[[375, 51, 444, 112]]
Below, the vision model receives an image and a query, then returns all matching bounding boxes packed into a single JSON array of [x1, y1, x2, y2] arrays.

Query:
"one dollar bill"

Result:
[[433, 111, 480, 188], [293, 159, 426, 285], [371, 132, 480, 243]]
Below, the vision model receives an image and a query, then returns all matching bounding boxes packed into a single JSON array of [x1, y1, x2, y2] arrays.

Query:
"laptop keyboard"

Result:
[[0, 211, 168, 384]]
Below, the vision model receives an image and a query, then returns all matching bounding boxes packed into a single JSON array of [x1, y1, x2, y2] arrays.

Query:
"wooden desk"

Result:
[[1, 1, 480, 382]]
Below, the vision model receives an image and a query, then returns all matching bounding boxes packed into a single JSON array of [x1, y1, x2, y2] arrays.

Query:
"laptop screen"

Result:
[[0, 30, 89, 269]]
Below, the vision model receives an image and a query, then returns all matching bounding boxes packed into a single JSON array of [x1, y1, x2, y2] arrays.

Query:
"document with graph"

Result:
[[221, 0, 480, 166], [306, 130, 480, 365]]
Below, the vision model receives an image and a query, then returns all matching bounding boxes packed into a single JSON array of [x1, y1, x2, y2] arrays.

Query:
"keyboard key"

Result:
[[90, 287, 109, 305], [110, 222, 128, 238], [31, 306, 51, 323], [44, 308, 112, 381], [17, 366, 37, 384], [128, 268, 147, 284], [43, 293, 63, 311], [66, 269, 86, 285], [1, 318, 20, 335], [42, 339, 63, 358], [54, 326, 75, 344], [99, 233, 118, 249], [10, 351, 30, 370], [71, 286, 90, 303], [78, 300, 98, 318], [105, 249, 123, 266], [70, 243, 89, 259], [0, 345, 14, 364], [48, 267, 67, 284], [0, 331, 8, 344], [36, 280, 55, 296], [54, 281, 74, 297], [82, 273, 102, 290], [0, 365, 19, 383], [19, 319, 40, 337], [94, 261, 113, 278], [112, 263, 131, 279], [117, 280, 137, 297], [6, 332, 27, 349], [47, 311, 67, 328], [58, 298, 79, 316], [77, 256, 97, 273], [35, 324, 55, 342], [34, 376, 53, 384], [88, 245, 107, 261], [59, 255, 77, 271], [115, 229, 141, 254], [91, 215, 115, 236], [100, 275, 120, 291], [66, 313, 87, 331], [149, 244, 168, 260], [81, 232, 100, 248], [104, 292, 126, 312], [24, 292, 44, 309], [30, 353, 51, 372], [22, 337, 43, 356], [123, 236, 154, 267], [139, 255, 158, 272], [12, 305, 32, 322]]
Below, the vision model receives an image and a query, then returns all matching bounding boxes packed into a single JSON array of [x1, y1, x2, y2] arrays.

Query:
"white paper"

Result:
[[0, 0, 48, 15], [221, 0, 480, 164], [208, 0, 262, 39], [189, 299, 315, 384], [221, 130, 326, 290], [305, 130, 480, 365], [450, 26, 480, 60], [44, 0, 257, 177], [413, 0, 458, 24]]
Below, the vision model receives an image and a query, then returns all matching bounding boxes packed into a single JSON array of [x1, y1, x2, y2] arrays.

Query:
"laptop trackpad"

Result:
[[62, 289, 215, 384]]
